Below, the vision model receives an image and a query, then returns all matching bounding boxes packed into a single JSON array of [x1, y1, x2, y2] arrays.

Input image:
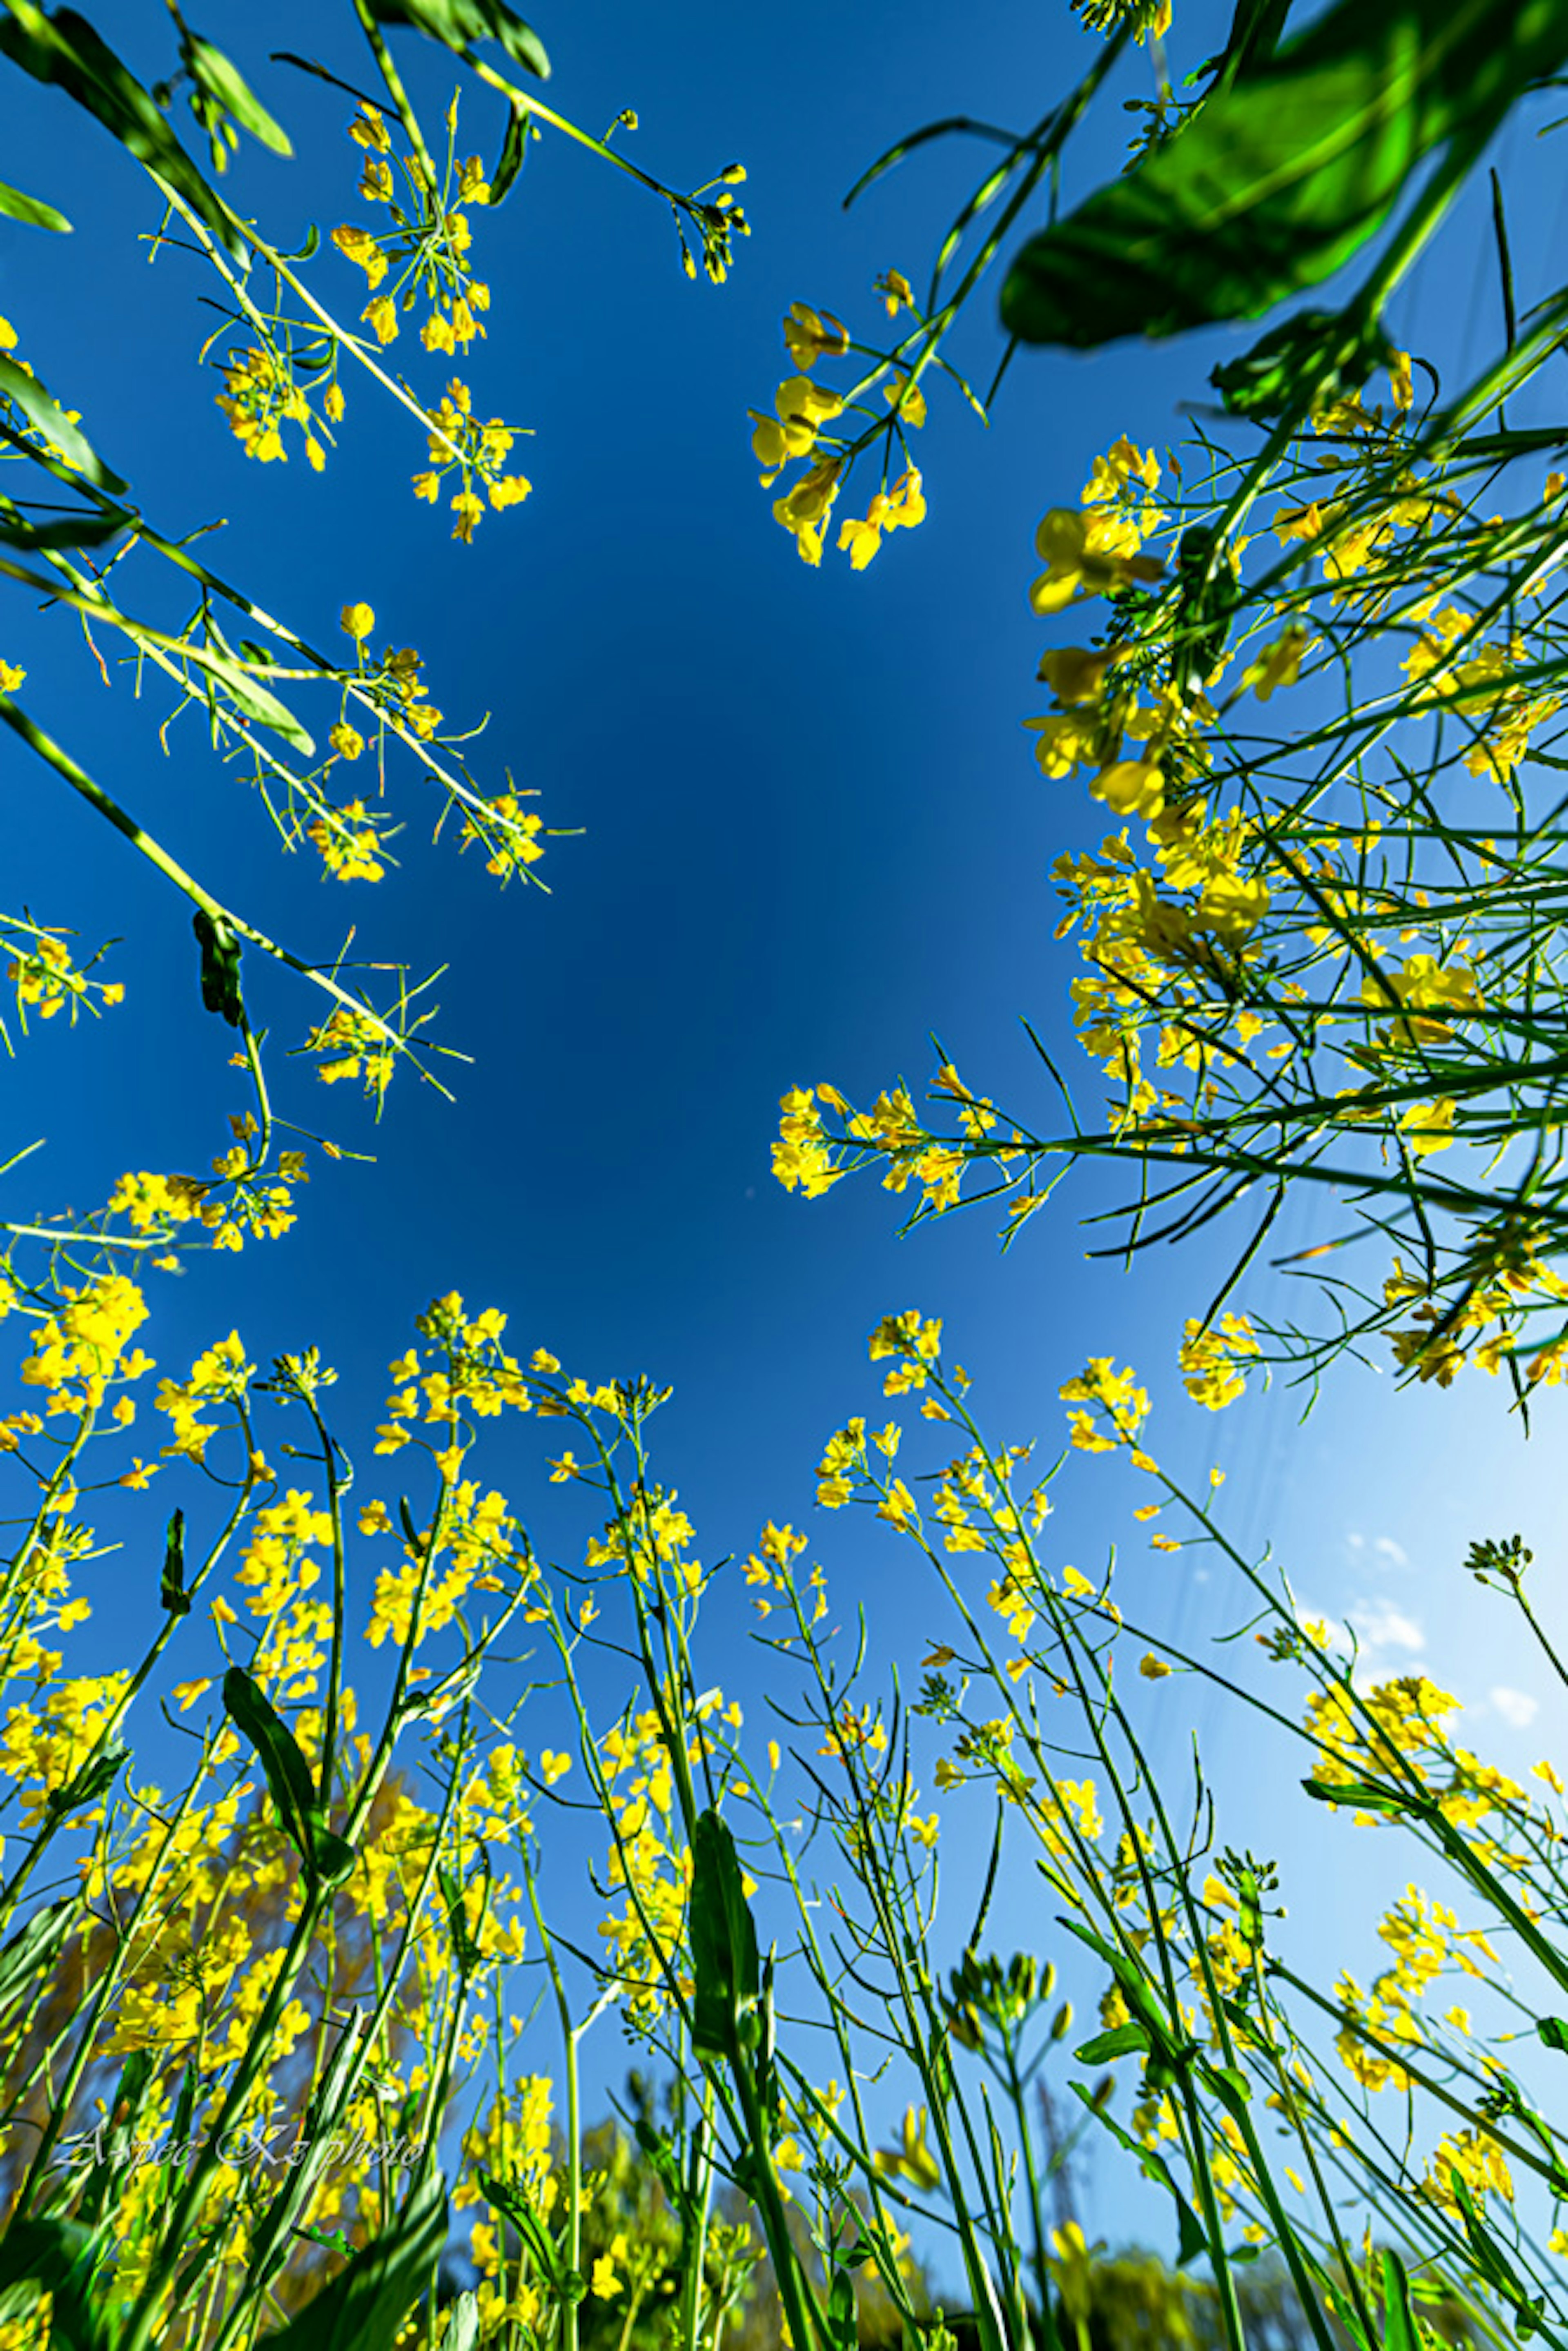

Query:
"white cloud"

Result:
[[1374, 1536, 1409, 1569], [1490, 1686, 1540, 1730], [1347, 1597, 1425, 1657]]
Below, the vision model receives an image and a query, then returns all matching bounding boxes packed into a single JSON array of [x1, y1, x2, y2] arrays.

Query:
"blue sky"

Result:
[[5, 0, 1568, 2262]]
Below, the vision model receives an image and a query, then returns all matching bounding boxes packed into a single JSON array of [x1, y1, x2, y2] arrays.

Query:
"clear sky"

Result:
[[4, 0, 1568, 2265]]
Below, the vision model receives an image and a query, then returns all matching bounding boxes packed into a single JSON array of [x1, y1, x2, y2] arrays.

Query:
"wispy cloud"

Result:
[[1489, 1686, 1539, 1730]]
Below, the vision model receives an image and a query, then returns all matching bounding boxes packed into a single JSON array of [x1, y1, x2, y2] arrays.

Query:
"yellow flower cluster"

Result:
[[1176, 1313, 1259, 1411], [331, 102, 493, 362], [4, 918, 124, 1029], [751, 281, 930, 566], [410, 376, 531, 540]]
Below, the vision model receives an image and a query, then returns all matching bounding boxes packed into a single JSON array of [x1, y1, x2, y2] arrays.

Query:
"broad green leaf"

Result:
[[825, 2270, 857, 2351], [183, 33, 292, 156], [260, 2168, 448, 2351], [0, 176, 70, 232], [1539, 2016, 1568, 2052], [688, 1808, 760, 2062], [1072, 2021, 1150, 2065], [366, 0, 549, 81], [1000, 0, 1568, 347], [222, 1667, 355, 1887], [0, 354, 127, 494], [0, 7, 247, 261]]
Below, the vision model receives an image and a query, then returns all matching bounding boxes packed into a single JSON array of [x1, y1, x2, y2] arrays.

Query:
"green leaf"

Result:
[[0, 354, 126, 495], [193, 909, 245, 1027], [478, 2170, 561, 2282], [826, 2270, 858, 2351], [1539, 2016, 1568, 2052], [1381, 2249, 1420, 2351], [490, 99, 530, 203], [0, 2218, 119, 2351], [1000, 0, 1568, 348], [365, 0, 549, 80], [0, 509, 125, 550], [688, 1808, 760, 2063], [1072, 2021, 1150, 2064], [259, 2168, 448, 2351], [0, 7, 247, 261], [0, 176, 71, 232], [47, 1740, 128, 1822], [0, 1899, 78, 2015], [1210, 307, 1393, 419], [183, 644, 314, 754], [160, 1507, 190, 1615], [222, 1667, 355, 1887], [1301, 1774, 1423, 1816], [183, 34, 292, 156]]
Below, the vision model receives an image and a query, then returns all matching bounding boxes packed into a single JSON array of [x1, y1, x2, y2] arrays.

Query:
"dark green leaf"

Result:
[[193, 909, 245, 1026], [183, 34, 292, 155], [160, 1507, 190, 1615], [1001, 0, 1568, 348], [0, 2218, 119, 2351], [47, 1740, 127, 1821], [365, 0, 549, 80], [688, 1808, 760, 2063], [0, 354, 126, 494], [259, 2168, 447, 2350], [0, 8, 247, 261], [0, 509, 124, 550], [0, 176, 71, 232], [490, 99, 529, 203], [1540, 2016, 1568, 2052], [221, 1674, 322, 1871], [307, 1817, 359, 1888]]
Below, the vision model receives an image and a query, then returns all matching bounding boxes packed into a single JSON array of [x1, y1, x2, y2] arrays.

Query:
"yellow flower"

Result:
[[362, 294, 398, 345], [0, 660, 24, 693], [782, 301, 850, 370], [1029, 507, 1163, 613], [332, 223, 388, 287], [1090, 760, 1165, 820], [341, 603, 376, 643]]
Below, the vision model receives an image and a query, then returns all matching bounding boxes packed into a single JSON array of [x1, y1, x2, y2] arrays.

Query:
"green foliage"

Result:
[[1001, 0, 1568, 348]]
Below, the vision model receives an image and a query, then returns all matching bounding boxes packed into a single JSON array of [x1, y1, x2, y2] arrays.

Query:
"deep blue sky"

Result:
[[5, 0, 1568, 2255]]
